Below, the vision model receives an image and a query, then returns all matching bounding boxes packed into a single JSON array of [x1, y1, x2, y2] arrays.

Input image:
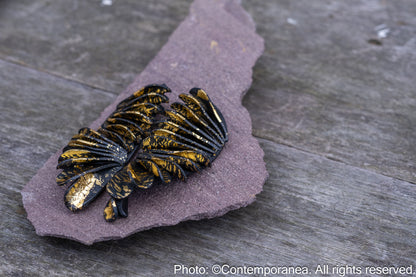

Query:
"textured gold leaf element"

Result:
[[103, 198, 118, 222], [139, 160, 172, 184], [106, 166, 136, 199], [103, 198, 128, 221], [189, 88, 228, 141], [64, 168, 119, 211], [127, 162, 155, 189]]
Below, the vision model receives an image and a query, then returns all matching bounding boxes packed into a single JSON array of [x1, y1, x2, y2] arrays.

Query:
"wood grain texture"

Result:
[[0, 0, 192, 93], [242, 0, 416, 184], [1, 0, 416, 275], [0, 60, 115, 200]]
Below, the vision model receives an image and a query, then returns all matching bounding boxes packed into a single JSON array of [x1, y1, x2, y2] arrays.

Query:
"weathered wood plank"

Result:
[[0, 0, 192, 93], [242, 0, 416, 184], [0, 58, 115, 236], [1, 0, 416, 275], [0, 60, 114, 275], [2, 131, 416, 275], [0, 59, 115, 165]]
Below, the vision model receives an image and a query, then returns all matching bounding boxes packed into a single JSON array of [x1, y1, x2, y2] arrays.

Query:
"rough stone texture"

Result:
[[21, 0, 266, 245]]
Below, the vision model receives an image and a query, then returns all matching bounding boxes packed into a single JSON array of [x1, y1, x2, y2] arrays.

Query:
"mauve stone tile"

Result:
[[21, 0, 266, 245]]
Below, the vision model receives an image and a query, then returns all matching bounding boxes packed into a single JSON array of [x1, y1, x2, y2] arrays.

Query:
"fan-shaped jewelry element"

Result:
[[57, 84, 170, 214], [103, 88, 228, 222], [57, 85, 228, 222], [142, 87, 228, 171]]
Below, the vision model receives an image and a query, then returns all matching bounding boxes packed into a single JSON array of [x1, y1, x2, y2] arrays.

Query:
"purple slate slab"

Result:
[[21, 0, 266, 245]]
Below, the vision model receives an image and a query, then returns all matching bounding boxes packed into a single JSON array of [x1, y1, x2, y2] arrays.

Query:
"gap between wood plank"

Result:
[[0, 56, 116, 97], [254, 134, 416, 187]]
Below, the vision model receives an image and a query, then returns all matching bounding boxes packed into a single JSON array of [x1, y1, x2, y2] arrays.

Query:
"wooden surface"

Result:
[[1, 0, 415, 276]]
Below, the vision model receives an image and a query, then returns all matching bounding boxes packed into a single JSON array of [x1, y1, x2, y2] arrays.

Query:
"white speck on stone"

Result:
[[375, 24, 390, 39], [377, 28, 390, 38], [101, 0, 112, 6], [287, 18, 298, 25]]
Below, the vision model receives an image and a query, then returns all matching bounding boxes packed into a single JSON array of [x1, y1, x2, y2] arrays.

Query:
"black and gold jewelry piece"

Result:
[[57, 84, 228, 222]]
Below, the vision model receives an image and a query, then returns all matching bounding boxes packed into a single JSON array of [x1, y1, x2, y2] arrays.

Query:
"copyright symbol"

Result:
[[212, 264, 221, 274]]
